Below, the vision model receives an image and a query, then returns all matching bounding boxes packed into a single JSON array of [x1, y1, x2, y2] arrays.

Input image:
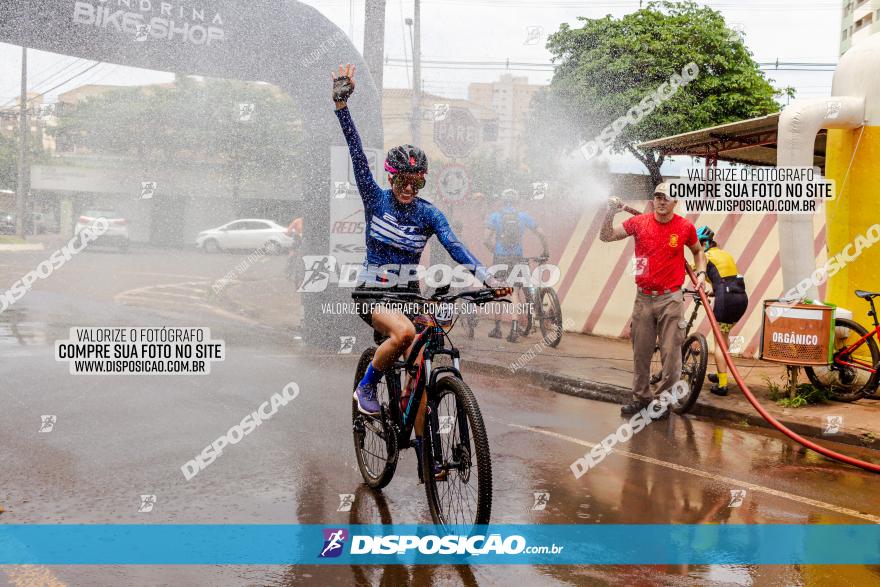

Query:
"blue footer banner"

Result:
[[1, 524, 879, 565]]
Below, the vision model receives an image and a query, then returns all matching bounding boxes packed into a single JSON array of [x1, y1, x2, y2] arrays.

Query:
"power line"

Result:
[[306, 0, 838, 8], [384, 56, 837, 72], [3, 62, 104, 111], [0, 56, 80, 99], [28, 61, 102, 102], [0, 58, 91, 110]]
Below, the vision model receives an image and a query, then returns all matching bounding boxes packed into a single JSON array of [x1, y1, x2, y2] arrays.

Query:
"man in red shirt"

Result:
[[600, 182, 707, 416]]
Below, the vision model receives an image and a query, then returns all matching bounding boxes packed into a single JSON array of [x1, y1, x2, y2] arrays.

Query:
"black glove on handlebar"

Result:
[[332, 76, 354, 102]]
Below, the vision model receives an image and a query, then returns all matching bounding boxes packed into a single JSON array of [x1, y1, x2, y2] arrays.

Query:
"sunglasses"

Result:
[[392, 173, 426, 190]]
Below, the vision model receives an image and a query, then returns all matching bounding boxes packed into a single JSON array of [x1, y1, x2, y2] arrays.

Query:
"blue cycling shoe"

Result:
[[354, 383, 381, 415]]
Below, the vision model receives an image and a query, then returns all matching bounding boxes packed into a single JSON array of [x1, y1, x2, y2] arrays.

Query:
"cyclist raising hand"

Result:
[[332, 63, 507, 418]]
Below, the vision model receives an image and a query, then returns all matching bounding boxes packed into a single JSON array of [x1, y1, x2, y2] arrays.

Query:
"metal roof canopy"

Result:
[[636, 113, 827, 170]]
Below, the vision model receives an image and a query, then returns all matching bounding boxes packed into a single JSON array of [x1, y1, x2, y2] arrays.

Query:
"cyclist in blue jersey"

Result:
[[484, 188, 548, 341], [332, 64, 508, 422]]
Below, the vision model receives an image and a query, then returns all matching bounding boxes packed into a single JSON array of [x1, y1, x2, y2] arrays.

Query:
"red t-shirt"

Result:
[[622, 213, 697, 291]]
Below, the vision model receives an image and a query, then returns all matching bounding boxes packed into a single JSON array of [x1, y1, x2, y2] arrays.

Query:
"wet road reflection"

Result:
[[1, 290, 879, 585]]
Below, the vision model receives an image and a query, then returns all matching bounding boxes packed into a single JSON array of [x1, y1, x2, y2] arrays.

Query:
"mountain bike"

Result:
[[804, 289, 880, 402], [518, 256, 564, 347], [350, 286, 509, 528], [649, 288, 709, 414]]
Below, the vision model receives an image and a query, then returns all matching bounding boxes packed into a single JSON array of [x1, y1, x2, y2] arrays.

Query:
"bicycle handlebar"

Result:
[[352, 287, 512, 307]]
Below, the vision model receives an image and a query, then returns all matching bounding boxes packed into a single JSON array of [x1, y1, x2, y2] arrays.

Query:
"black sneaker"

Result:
[[710, 384, 728, 396], [708, 373, 719, 384], [650, 404, 671, 419], [620, 398, 650, 416], [488, 326, 502, 339], [506, 329, 519, 343]]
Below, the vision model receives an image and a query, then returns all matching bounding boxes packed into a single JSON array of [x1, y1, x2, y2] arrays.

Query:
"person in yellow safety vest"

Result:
[[696, 226, 749, 396]]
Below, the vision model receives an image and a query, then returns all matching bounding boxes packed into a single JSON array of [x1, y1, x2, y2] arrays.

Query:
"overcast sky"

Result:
[[0, 0, 841, 109]]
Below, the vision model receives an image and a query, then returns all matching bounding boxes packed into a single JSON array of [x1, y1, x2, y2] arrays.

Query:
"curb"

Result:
[[463, 359, 880, 452], [0, 243, 44, 252]]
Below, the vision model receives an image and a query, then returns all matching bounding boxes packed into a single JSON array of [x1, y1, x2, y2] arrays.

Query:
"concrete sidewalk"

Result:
[[220, 275, 880, 451]]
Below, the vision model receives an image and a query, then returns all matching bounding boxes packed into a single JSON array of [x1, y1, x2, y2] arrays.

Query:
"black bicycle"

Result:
[[649, 289, 709, 414], [518, 256, 564, 347], [350, 286, 508, 528]]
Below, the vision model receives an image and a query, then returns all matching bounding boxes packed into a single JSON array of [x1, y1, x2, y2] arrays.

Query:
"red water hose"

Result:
[[620, 203, 880, 473]]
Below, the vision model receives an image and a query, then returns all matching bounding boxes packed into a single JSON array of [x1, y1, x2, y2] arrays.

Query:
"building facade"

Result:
[[380, 88, 498, 163], [840, 0, 880, 54], [467, 74, 542, 164], [31, 80, 302, 244]]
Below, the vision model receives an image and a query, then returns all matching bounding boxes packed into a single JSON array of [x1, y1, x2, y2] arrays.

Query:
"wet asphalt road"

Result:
[[1, 247, 880, 586]]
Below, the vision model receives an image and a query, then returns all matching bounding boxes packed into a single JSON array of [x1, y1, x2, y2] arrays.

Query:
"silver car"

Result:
[[75, 209, 130, 252], [196, 219, 294, 254]]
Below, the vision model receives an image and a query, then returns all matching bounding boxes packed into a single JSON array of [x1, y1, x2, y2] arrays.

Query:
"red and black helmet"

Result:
[[384, 144, 428, 175]]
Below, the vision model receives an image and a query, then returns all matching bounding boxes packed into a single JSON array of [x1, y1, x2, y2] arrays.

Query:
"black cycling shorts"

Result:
[[353, 282, 421, 327], [712, 278, 748, 325]]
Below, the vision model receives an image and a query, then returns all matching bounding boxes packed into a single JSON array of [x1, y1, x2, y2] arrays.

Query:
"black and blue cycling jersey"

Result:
[[335, 106, 488, 286]]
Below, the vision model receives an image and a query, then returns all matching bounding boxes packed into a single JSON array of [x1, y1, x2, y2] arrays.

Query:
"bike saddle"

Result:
[[855, 289, 880, 299]]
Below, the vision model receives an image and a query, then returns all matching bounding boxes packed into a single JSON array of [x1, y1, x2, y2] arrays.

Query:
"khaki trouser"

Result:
[[630, 290, 685, 401]]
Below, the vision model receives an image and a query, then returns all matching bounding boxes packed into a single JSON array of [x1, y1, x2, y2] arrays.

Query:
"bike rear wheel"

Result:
[[538, 288, 564, 347], [352, 348, 399, 489], [673, 333, 708, 414], [517, 286, 534, 335], [422, 376, 492, 529], [805, 317, 879, 402]]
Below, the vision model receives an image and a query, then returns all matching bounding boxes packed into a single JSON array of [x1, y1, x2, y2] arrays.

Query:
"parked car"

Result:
[[196, 219, 294, 254], [0, 211, 15, 235], [75, 209, 130, 252]]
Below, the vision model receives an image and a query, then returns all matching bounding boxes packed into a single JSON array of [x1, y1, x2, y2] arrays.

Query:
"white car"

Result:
[[75, 209, 130, 252], [196, 219, 293, 254]]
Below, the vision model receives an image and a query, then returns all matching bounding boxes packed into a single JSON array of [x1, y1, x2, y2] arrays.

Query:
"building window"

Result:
[[842, 28, 848, 40], [855, 13, 873, 31]]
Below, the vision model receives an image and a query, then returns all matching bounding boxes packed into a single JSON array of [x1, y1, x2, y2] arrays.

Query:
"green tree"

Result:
[[0, 133, 16, 192], [536, 0, 782, 187], [0, 121, 48, 193], [467, 149, 531, 198], [51, 78, 301, 197]]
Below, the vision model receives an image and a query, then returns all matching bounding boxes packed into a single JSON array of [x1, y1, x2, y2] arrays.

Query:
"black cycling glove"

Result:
[[332, 76, 354, 103]]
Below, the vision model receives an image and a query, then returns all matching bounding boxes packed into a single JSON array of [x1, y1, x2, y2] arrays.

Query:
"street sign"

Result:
[[437, 164, 471, 202], [433, 107, 479, 158]]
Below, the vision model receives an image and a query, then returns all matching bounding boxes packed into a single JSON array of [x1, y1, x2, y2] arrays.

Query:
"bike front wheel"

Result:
[[352, 348, 399, 489], [538, 288, 564, 347], [673, 333, 708, 414], [805, 317, 879, 402], [422, 376, 492, 529]]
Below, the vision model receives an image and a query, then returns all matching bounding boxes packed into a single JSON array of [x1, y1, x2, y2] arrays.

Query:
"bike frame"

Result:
[[380, 316, 463, 450], [683, 291, 704, 337], [834, 325, 880, 373], [830, 295, 880, 374]]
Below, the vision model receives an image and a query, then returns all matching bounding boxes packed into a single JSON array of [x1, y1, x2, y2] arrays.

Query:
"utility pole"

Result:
[[410, 0, 421, 145], [363, 0, 386, 109], [16, 46, 29, 238]]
